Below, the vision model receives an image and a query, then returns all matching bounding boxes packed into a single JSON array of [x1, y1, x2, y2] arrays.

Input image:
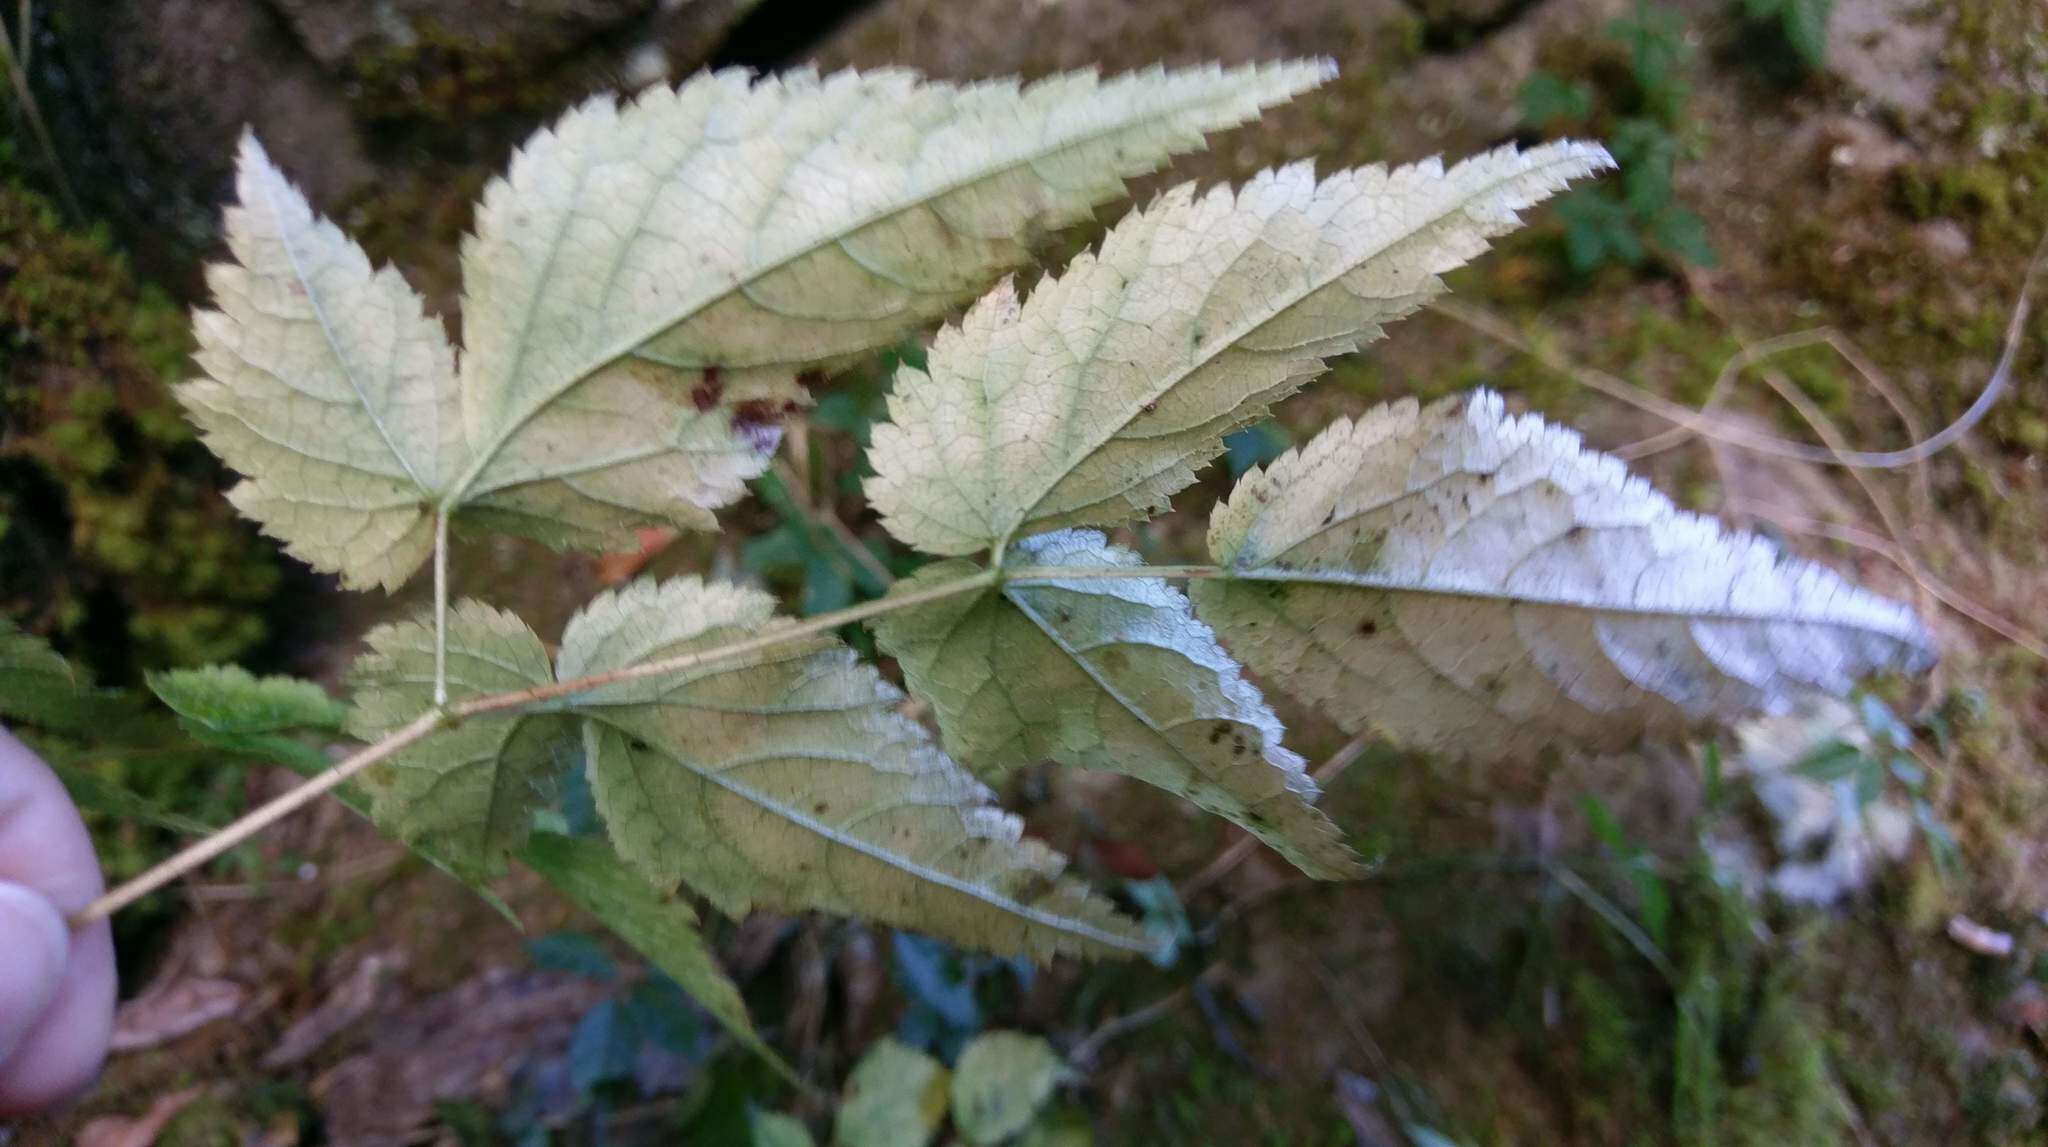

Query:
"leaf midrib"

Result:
[[998, 149, 1601, 551], [254, 156, 429, 493], [583, 711, 1148, 952], [443, 71, 1304, 512]]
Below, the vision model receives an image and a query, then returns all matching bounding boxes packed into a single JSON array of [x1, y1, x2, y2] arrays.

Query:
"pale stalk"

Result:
[[432, 509, 450, 706], [74, 561, 1242, 923]]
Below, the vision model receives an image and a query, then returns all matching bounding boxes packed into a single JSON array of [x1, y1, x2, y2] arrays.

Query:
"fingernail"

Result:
[[0, 881, 69, 1064]]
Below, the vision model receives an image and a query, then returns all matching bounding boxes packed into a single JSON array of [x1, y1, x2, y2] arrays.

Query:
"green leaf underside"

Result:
[[834, 1037, 949, 1147], [1192, 391, 1936, 764], [345, 601, 574, 873], [866, 141, 1614, 558], [0, 620, 108, 734], [149, 665, 349, 771], [517, 831, 782, 1072], [751, 1109, 817, 1147], [184, 63, 1326, 588], [556, 577, 1151, 960], [950, 1031, 1066, 1145], [874, 530, 1359, 880]]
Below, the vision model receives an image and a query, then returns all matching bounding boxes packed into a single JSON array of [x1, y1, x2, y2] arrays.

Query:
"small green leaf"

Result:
[[834, 1038, 949, 1147], [1518, 71, 1592, 127], [149, 665, 347, 771], [751, 1109, 816, 1147], [1793, 741, 1867, 783], [950, 1032, 1067, 1146], [519, 832, 783, 1074], [1123, 876, 1193, 968], [0, 620, 114, 734], [525, 931, 618, 981], [568, 998, 640, 1097]]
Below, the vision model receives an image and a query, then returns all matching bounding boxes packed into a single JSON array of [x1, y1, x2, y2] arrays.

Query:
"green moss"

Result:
[[0, 165, 280, 675], [346, 20, 589, 137]]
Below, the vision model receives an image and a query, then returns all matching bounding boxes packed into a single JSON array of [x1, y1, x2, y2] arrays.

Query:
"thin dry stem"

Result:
[[771, 457, 896, 590], [1430, 266, 2034, 469], [79, 562, 1240, 923], [72, 709, 447, 923]]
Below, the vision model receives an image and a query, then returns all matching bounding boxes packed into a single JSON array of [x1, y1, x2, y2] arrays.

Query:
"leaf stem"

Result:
[[71, 709, 449, 923], [1004, 563, 1223, 582], [71, 560, 1240, 924], [432, 509, 450, 707]]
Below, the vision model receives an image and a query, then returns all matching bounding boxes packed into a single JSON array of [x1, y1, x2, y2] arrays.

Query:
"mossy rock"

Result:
[[0, 164, 280, 675]]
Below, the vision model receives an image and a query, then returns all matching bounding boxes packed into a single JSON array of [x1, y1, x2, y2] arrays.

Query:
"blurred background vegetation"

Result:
[[4, 0, 2047, 1143]]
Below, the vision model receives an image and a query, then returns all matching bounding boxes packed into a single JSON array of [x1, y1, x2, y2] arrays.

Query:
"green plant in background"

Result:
[[1520, 2, 1716, 273], [0, 165, 283, 670], [5, 57, 1945, 1136], [1736, 0, 1832, 70]]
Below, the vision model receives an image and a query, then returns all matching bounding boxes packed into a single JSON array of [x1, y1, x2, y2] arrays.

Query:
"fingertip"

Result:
[[0, 880, 69, 1063]]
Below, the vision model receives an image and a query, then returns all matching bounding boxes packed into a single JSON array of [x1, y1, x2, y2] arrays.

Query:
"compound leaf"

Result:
[[184, 64, 1324, 588], [519, 831, 784, 1074], [1191, 392, 1935, 764], [873, 530, 1359, 880], [555, 577, 1152, 961], [345, 601, 575, 875], [178, 135, 463, 590], [449, 62, 1331, 554], [867, 141, 1613, 558]]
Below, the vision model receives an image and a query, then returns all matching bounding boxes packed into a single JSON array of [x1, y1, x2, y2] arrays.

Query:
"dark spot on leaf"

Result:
[[1356, 618, 1379, 636], [689, 366, 725, 412]]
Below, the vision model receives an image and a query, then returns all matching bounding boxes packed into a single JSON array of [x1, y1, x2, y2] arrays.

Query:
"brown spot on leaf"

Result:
[[689, 365, 725, 412]]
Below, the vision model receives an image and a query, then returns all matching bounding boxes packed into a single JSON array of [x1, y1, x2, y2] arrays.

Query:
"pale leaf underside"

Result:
[[874, 530, 1359, 880], [180, 135, 464, 589], [866, 141, 1614, 558], [185, 62, 1327, 586], [555, 578, 1152, 959], [345, 601, 574, 871], [451, 60, 1332, 555], [1191, 391, 1936, 764]]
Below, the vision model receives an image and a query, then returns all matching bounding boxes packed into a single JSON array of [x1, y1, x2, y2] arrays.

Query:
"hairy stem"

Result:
[[72, 561, 1237, 923], [432, 509, 450, 707], [72, 709, 449, 923]]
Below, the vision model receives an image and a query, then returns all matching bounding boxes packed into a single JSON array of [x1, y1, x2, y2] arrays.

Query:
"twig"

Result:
[[1429, 249, 2036, 469], [772, 457, 895, 590], [80, 562, 1259, 924], [432, 510, 450, 707], [0, 1, 83, 221], [72, 709, 448, 922], [1068, 963, 1224, 1068], [1741, 504, 2048, 659]]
